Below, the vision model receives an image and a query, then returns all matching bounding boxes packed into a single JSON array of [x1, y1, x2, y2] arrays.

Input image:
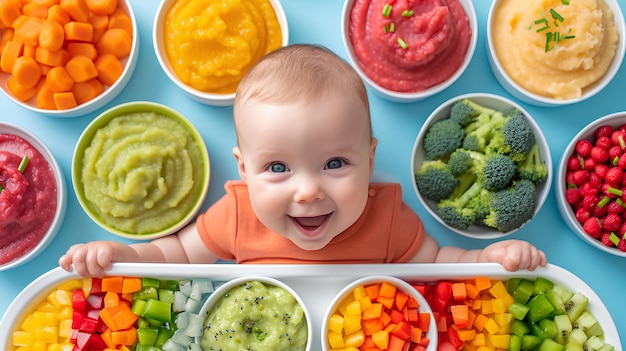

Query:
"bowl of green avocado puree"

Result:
[[198, 276, 311, 351], [72, 101, 210, 239]]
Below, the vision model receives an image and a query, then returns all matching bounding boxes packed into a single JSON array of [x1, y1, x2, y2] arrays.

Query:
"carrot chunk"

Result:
[[7, 76, 37, 101], [67, 42, 96, 59], [35, 82, 57, 109], [46, 65, 74, 92], [12, 55, 42, 88], [96, 27, 130, 58], [53, 90, 77, 109], [0, 0, 21, 28], [47, 4, 71, 25], [85, 0, 117, 16], [22, 3, 48, 19], [63, 20, 93, 42], [1, 39, 23, 73], [72, 78, 102, 104], [88, 14, 108, 42], [59, 0, 90, 22], [13, 15, 43, 47], [65, 54, 97, 82], [35, 46, 69, 66], [107, 7, 131, 36], [94, 53, 121, 86], [39, 20, 65, 51]]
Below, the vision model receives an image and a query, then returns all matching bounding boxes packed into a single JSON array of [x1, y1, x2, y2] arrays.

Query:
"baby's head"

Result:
[[232, 44, 377, 251]]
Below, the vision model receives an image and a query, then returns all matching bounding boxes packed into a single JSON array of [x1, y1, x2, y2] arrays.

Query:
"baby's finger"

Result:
[[85, 249, 106, 278]]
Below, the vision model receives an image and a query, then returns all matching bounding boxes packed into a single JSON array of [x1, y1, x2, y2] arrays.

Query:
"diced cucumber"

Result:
[[531, 319, 557, 339], [511, 319, 531, 336], [522, 334, 543, 350], [508, 301, 530, 320], [533, 277, 554, 296], [509, 334, 522, 351], [513, 278, 535, 304], [527, 293, 556, 323]]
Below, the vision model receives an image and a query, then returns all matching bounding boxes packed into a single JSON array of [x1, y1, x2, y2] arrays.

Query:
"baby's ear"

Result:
[[369, 137, 378, 176], [232, 146, 247, 182]]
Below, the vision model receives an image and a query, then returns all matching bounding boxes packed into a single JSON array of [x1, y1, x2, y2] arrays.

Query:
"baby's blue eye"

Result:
[[326, 158, 345, 170], [269, 163, 288, 173]]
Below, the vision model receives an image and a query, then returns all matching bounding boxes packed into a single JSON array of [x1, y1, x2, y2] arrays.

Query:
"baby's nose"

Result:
[[293, 178, 324, 203]]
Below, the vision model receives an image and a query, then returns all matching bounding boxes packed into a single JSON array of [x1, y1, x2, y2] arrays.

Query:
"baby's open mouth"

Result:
[[290, 214, 331, 234]]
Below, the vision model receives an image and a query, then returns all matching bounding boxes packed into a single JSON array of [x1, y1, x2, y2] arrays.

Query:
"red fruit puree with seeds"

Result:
[[0, 133, 57, 264]]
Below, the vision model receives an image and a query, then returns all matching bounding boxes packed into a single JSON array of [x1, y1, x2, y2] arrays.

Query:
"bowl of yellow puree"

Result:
[[153, 0, 289, 106], [72, 101, 210, 239]]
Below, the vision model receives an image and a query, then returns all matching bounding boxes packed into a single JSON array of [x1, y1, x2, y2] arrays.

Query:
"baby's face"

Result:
[[233, 94, 376, 250]]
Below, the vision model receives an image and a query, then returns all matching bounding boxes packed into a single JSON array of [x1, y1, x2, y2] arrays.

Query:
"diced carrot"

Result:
[[52, 90, 77, 109], [379, 282, 397, 299], [0, 27, 14, 53], [362, 303, 383, 321], [417, 312, 431, 332], [96, 27, 130, 59], [47, 4, 71, 25], [395, 291, 409, 310], [465, 283, 479, 300], [99, 302, 137, 331], [452, 282, 467, 301], [63, 20, 92, 42], [121, 277, 142, 294], [67, 42, 96, 59], [35, 82, 57, 109], [101, 276, 124, 293], [33, 0, 61, 6], [1, 39, 23, 73], [103, 290, 120, 307], [7, 76, 37, 101], [474, 277, 492, 291], [59, 0, 89, 22], [88, 14, 108, 42], [23, 44, 36, 58], [94, 52, 121, 86], [65, 54, 97, 82], [100, 328, 116, 349], [12, 55, 42, 88], [39, 20, 65, 51], [362, 318, 384, 336], [111, 327, 137, 346], [450, 304, 469, 328], [409, 326, 423, 343], [365, 284, 380, 301], [107, 7, 131, 36], [35, 46, 69, 66], [46, 66, 74, 93], [72, 77, 102, 103], [85, 0, 117, 16], [22, 3, 48, 19], [0, 0, 21, 28], [377, 296, 394, 310], [13, 15, 43, 47]]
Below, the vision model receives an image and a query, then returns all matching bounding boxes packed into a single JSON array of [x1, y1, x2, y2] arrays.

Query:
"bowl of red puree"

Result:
[[0, 122, 66, 270], [342, 0, 477, 102]]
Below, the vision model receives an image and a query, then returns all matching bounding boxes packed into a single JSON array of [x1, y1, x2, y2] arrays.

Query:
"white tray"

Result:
[[1, 263, 620, 350]]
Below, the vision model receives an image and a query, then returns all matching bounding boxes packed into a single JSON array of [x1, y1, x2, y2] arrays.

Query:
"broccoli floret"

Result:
[[415, 160, 459, 202], [466, 187, 493, 223], [447, 148, 472, 176], [449, 99, 497, 127], [486, 108, 535, 162], [516, 143, 548, 184], [462, 111, 506, 152], [483, 179, 537, 232], [438, 178, 484, 230], [423, 119, 464, 160], [459, 149, 517, 191]]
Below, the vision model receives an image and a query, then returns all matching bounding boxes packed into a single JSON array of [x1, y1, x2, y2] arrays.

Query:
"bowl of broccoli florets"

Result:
[[411, 93, 552, 239]]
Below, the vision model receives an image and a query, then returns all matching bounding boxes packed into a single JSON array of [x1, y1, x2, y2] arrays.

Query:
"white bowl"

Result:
[[321, 275, 437, 351], [196, 276, 312, 351], [0, 0, 139, 117], [411, 93, 552, 239], [0, 122, 66, 270], [72, 101, 210, 240], [557, 112, 626, 258], [341, 0, 477, 102], [487, 0, 626, 107], [153, 0, 289, 106]]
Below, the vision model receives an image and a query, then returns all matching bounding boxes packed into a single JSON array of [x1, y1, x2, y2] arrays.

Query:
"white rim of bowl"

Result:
[[341, 0, 478, 102], [410, 92, 553, 239], [195, 276, 312, 351], [320, 275, 437, 351], [152, 0, 289, 106], [486, 0, 626, 107], [0, 122, 67, 270], [0, 0, 139, 118], [556, 112, 626, 257], [71, 101, 210, 240]]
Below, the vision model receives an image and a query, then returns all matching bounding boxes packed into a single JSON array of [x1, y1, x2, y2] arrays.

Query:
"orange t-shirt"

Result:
[[197, 180, 426, 263]]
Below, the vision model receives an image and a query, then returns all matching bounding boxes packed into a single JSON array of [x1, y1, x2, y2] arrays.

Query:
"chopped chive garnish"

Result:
[[401, 9, 414, 17], [389, 22, 395, 32], [534, 18, 549, 32], [562, 0, 569, 4], [384, 25, 389, 33], [382, 4, 392, 17], [18, 155, 29, 173], [397, 37, 408, 49], [609, 232, 620, 246], [550, 8, 564, 23]]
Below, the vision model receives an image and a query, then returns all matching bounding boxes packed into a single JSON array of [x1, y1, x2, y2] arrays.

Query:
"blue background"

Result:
[[1, 0, 625, 344]]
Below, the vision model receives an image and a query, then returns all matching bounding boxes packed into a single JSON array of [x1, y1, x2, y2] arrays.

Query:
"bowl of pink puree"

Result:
[[341, 0, 477, 102], [0, 122, 66, 270]]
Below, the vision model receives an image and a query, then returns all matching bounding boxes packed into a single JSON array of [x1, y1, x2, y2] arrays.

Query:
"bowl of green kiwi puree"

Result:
[[72, 101, 210, 239], [198, 277, 311, 351]]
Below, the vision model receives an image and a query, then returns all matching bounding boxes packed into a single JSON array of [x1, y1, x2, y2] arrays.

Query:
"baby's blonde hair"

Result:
[[234, 44, 371, 136]]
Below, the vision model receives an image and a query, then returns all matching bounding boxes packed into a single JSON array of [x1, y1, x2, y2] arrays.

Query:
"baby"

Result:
[[60, 44, 546, 278]]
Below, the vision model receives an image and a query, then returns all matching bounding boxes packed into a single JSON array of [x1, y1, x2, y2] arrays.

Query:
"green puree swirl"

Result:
[[81, 112, 204, 234]]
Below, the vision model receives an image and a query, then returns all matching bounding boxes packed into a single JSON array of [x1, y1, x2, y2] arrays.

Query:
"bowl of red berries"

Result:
[[557, 112, 626, 257]]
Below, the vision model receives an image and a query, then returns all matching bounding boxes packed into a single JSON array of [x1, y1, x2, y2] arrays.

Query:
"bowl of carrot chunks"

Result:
[[0, 0, 138, 117], [322, 275, 437, 351]]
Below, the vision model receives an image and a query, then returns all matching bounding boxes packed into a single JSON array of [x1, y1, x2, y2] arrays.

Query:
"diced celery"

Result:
[[142, 298, 172, 323]]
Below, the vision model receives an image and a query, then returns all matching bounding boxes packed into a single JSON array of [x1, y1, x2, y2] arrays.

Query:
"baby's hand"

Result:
[[59, 241, 137, 278], [480, 239, 547, 271]]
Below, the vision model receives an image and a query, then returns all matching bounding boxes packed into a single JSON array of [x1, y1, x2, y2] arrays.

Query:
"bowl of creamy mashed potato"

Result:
[[487, 0, 625, 107]]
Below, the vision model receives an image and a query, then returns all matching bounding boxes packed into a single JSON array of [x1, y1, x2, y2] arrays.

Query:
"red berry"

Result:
[[590, 146, 609, 163], [607, 200, 624, 214], [596, 136, 612, 150], [567, 155, 583, 171], [602, 213, 622, 232], [619, 221, 626, 234], [593, 204, 608, 217], [583, 157, 597, 171], [582, 195, 598, 210], [595, 125, 614, 139], [589, 173, 603, 188], [620, 124, 626, 133], [575, 208, 591, 224], [605, 167, 624, 185], [571, 170, 589, 186], [618, 154, 626, 169], [565, 188, 582, 205], [575, 139, 593, 157], [581, 182, 598, 197], [583, 217, 602, 239], [618, 239, 626, 252], [594, 164, 609, 179], [600, 232, 615, 247], [612, 130, 626, 148], [608, 145, 622, 164]]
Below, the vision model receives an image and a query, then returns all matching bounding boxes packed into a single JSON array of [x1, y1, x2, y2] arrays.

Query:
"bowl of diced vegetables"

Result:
[[411, 93, 552, 239], [322, 275, 436, 351], [0, 0, 138, 117]]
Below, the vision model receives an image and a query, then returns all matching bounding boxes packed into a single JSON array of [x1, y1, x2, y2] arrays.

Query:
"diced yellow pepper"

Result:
[[488, 281, 508, 299], [493, 312, 513, 327], [328, 313, 344, 334], [57, 279, 84, 292], [343, 313, 362, 335], [491, 298, 507, 314], [359, 296, 372, 311], [484, 318, 500, 335], [329, 347, 359, 351], [473, 314, 489, 331], [20, 314, 37, 332], [345, 300, 361, 316], [31, 340, 46, 351], [33, 311, 59, 329], [13, 331, 34, 346], [371, 329, 389, 349], [58, 318, 73, 338], [472, 332, 486, 346], [352, 285, 367, 301], [344, 330, 365, 348], [58, 306, 73, 320], [35, 301, 56, 313], [34, 325, 58, 344], [476, 346, 495, 351], [47, 289, 72, 309], [488, 333, 511, 349], [328, 330, 345, 348], [457, 328, 477, 341], [481, 300, 494, 315]]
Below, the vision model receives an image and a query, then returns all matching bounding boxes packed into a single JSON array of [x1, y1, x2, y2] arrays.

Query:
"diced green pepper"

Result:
[[141, 298, 172, 323], [134, 286, 159, 301], [512, 278, 534, 304], [158, 288, 175, 304], [527, 293, 556, 323], [508, 301, 530, 320], [137, 327, 159, 346], [155, 327, 175, 348], [142, 277, 161, 289]]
